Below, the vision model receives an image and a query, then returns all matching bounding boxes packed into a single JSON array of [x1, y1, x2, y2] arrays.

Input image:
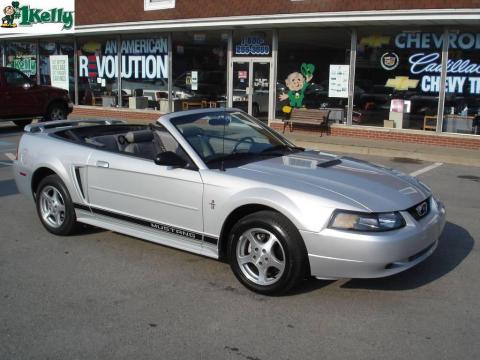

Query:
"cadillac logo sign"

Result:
[[416, 201, 428, 217], [381, 52, 400, 71]]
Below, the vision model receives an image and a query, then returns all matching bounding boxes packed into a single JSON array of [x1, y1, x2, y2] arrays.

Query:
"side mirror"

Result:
[[154, 151, 187, 168]]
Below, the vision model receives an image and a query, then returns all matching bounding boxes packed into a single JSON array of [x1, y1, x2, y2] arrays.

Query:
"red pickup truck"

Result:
[[0, 67, 73, 128]]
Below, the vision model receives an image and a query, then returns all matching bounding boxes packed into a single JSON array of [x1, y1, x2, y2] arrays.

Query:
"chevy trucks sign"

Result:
[[1, 0, 74, 34]]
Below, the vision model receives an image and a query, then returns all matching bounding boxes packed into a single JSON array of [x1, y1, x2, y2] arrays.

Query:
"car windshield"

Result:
[[170, 110, 303, 169]]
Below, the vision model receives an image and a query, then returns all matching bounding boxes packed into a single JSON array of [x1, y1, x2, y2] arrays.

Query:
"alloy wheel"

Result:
[[236, 227, 286, 286], [39, 185, 66, 228]]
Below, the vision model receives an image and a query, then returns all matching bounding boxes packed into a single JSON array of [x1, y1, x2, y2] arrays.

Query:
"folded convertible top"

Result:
[[24, 119, 126, 133]]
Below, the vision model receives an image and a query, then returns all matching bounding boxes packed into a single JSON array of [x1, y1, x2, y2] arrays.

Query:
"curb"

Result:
[[292, 140, 480, 168]]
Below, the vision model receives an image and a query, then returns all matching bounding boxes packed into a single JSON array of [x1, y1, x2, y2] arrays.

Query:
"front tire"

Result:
[[227, 210, 308, 295], [44, 103, 67, 121], [36, 175, 79, 235]]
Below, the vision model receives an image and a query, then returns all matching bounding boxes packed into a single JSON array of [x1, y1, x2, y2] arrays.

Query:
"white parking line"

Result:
[[5, 153, 15, 161], [409, 163, 443, 177]]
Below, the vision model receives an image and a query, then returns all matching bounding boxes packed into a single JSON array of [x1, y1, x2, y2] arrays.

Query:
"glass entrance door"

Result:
[[231, 60, 272, 122]]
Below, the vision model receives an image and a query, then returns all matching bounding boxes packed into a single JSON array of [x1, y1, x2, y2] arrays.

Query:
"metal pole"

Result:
[[270, 29, 278, 124], [73, 37, 79, 105], [168, 32, 173, 113], [117, 35, 122, 108], [227, 31, 233, 108], [347, 29, 357, 127], [436, 28, 449, 133], [35, 39, 40, 85]]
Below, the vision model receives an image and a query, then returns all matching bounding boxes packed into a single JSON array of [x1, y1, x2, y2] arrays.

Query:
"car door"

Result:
[[3, 68, 44, 117], [86, 148, 205, 249]]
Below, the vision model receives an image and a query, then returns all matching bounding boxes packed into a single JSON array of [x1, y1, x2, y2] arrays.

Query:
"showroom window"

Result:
[[5, 41, 38, 82], [443, 29, 480, 136], [144, 0, 175, 11], [119, 35, 170, 111], [77, 38, 119, 106], [355, 29, 444, 130], [39, 41, 75, 102], [172, 31, 228, 112], [277, 28, 351, 123]]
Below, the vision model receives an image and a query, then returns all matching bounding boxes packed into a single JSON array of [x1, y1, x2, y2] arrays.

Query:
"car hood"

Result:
[[38, 85, 68, 94], [230, 151, 431, 212]]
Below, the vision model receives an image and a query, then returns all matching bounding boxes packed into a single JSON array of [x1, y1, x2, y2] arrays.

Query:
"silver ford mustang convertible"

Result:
[[14, 109, 446, 295]]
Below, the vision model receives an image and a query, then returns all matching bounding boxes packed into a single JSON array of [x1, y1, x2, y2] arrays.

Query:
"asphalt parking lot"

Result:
[[0, 122, 479, 360]]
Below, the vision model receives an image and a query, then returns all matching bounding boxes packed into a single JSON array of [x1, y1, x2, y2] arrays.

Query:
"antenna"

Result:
[[221, 111, 226, 171]]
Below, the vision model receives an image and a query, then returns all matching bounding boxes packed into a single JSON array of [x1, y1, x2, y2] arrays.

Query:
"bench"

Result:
[[283, 108, 331, 135]]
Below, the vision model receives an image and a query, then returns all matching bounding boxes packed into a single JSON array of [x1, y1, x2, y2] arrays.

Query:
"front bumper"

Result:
[[302, 198, 446, 279]]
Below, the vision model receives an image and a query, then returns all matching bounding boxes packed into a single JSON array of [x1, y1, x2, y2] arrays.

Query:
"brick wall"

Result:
[[76, 0, 480, 26], [72, 106, 159, 123], [270, 123, 480, 150]]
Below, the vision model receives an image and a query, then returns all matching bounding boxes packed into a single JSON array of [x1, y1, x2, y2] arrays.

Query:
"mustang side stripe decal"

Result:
[[203, 236, 219, 245], [73, 203, 218, 245]]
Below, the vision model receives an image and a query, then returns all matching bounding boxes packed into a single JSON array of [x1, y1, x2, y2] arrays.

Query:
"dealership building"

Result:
[[1, 0, 480, 149]]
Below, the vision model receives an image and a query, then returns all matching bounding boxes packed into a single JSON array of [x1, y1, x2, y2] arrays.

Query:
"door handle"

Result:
[[96, 161, 109, 168]]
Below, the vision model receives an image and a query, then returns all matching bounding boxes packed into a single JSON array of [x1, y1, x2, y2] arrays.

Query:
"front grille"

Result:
[[407, 197, 431, 221]]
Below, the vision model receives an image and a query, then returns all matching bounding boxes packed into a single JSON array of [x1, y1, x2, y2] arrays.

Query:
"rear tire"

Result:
[[227, 210, 308, 295], [13, 119, 32, 128], [44, 103, 67, 121], [35, 174, 80, 235]]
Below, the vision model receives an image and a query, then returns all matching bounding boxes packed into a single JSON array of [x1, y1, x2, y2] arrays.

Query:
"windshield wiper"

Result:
[[205, 152, 255, 165], [259, 144, 305, 154]]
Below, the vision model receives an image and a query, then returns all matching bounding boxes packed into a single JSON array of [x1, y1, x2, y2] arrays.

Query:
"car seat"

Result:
[[123, 130, 155, 159]]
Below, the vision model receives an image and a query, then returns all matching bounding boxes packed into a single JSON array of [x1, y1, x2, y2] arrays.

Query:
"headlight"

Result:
[[329, 210, 406, 232]]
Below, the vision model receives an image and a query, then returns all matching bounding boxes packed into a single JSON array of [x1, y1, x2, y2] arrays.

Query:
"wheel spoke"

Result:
[[238, 253, 254, 266], [57, 204, 66, 213], [52, 190, 60, 203], [263, 236, 277, 253], [247, 231, 262, 249], [257, 267, 268, 284], [268, 254, 285, 273], [42, 210, 51, 221], [42, 192, 54, 203], [55, 214, 63, 227]]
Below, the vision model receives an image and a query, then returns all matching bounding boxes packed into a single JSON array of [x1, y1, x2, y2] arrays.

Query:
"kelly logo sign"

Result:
[[1, 0, 74, 34]]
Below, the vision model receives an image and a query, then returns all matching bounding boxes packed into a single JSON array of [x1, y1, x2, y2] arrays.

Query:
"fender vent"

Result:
[[74, 167, 86, 199]]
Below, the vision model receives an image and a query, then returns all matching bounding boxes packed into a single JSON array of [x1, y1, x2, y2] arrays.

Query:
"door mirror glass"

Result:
[[154, 151, 187, 168]]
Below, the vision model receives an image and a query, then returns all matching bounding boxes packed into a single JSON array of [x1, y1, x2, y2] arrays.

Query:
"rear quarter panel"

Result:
[[15, 133, 93, 203]]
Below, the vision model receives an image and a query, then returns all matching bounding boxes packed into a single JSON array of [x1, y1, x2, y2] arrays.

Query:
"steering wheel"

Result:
[[232, 136, 255, 153]]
